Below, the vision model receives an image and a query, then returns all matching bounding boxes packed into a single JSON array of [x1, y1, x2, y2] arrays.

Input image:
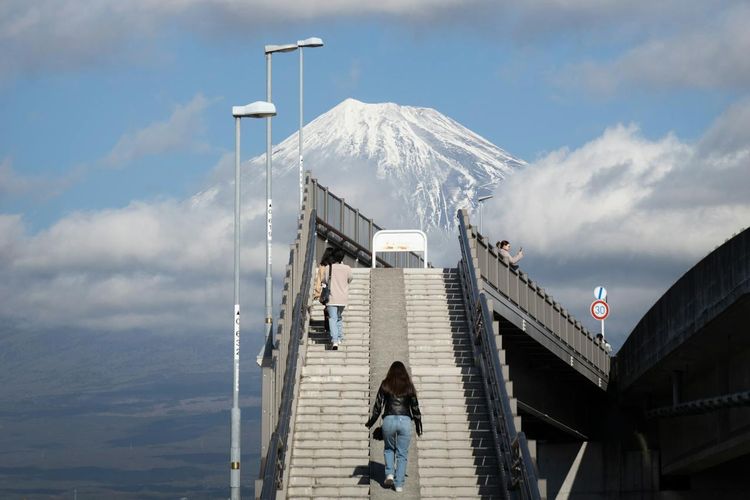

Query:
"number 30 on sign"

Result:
[[590, 300, 610, 320]]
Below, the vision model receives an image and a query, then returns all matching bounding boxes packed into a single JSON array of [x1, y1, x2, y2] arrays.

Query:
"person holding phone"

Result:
[[497, 240, 524, 270]]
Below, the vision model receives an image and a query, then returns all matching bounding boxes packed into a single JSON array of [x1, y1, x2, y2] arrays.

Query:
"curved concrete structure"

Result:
[[615, 227, 750, 482], [617, 227, 749, 392]]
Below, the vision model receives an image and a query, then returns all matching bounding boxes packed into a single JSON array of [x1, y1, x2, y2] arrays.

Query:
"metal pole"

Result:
[[299, 47, 304, 213], [479, 202, 483, 234], [230, 116, 242, 500], [265, 53, 273, 350]]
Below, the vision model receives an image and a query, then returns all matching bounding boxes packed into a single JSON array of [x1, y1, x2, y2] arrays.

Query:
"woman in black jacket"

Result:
[[365, 361, 423, 492]]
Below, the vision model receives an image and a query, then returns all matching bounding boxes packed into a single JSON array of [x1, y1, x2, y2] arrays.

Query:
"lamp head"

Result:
[[478, 195, 494, 203], [232, 101, 276, 118], [297, 37, 324, 48], [264, 43, 298, 54]]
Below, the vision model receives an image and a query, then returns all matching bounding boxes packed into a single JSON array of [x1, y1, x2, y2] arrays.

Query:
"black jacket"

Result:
[[366, 387, 423, 436]]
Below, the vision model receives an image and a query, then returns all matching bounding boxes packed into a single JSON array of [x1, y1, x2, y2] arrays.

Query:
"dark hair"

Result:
[[498, 240, 509, 248], [333, 248, 346, 264], [381, 361, 416, 397], [320, 247, 336, 266]]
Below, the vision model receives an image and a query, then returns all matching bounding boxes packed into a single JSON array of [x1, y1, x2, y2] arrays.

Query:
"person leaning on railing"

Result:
[[497, 240, 524, 270]]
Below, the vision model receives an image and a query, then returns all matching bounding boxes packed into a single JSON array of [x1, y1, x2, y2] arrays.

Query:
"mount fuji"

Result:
[[249, 98, 525, 232]]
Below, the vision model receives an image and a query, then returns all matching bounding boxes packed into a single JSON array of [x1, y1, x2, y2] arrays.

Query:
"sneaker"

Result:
[[332, 342, 339, 350], [383, 474, 393, 487], [395, 486, 403, 492]]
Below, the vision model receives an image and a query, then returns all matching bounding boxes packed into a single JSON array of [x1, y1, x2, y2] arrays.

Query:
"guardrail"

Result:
[[310, 177, 424, 268], [458, 210, 541, 499], [466, 216, 610, 383], [258, 200, 317, 499]]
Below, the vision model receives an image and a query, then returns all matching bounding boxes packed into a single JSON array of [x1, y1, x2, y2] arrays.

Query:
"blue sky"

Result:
[[1, 0, 749, 347]]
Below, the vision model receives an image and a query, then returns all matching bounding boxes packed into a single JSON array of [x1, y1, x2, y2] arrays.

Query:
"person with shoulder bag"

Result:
[[325, 248, 352, 350], [365, 361, 423, 492], [313, 248, 335, 333]]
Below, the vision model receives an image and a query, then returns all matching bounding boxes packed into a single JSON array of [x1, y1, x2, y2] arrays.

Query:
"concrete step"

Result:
[[419, 484, 503, 496], [299, 375, 369, 384], [292, 447, 368, 458], [419, 467, 502, 479], [294, 431, 368, 441], [297, 390, 368, 399], [296, 398, 369, 408], [286, 485, 369, 498], [301, 365, 369, 376], [411, 366, 480, 376], [295, 406, 369, 416], [291, 457, 371, 468], [418, 456, 499, 468], [291, 439, 369, 449], [294, 422, 367, 432]]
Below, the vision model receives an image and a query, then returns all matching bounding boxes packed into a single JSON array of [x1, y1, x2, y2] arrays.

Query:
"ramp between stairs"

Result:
[[369, 268, 421, 498]]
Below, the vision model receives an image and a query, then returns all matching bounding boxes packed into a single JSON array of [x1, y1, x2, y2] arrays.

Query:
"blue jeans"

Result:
[[326, 305, 345, 343], [383, 415, 412, 488]]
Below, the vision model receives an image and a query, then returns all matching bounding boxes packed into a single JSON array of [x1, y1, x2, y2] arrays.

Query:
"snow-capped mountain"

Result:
[[250, 98, 525, 231]]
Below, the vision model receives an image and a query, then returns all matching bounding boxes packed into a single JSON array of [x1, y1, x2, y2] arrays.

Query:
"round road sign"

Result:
[[590, 300, 610, 320], [594, 286, 607, 300]]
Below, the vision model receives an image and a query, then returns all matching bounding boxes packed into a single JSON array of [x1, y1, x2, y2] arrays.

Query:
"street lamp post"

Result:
[[477, 195, 493, 235], [230, 101, 276, 500], [296, 37, 324, 212], [263, 43, 297, 363]]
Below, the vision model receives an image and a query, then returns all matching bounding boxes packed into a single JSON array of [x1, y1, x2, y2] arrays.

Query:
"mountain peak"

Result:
[[264, 99, 526, 230]]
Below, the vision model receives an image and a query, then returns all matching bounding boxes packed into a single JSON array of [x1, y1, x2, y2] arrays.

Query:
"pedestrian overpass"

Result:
[[250, 170, 749, 498], [254, 174, 612, 499]]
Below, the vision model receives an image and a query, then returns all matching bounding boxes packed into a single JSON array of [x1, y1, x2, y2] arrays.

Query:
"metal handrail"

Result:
[[310, 177, 426, 268], [259, 209, 317, 499], [471, 231, 610, 380], [457, 210, 541, 500]]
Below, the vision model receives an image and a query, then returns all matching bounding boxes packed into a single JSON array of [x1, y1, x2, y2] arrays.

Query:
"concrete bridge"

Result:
[[253, 174, 749, 498]]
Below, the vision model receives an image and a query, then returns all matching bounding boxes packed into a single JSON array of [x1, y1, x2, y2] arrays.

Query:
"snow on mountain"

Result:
[[251, 98, 525, 231]]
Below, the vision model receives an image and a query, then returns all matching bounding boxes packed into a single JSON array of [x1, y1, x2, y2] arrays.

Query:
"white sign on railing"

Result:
[[372, 230, 428, 268]]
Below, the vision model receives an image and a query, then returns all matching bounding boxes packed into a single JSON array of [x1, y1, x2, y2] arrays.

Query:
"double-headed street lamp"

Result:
[[262, 38, 323, 357], [478, 195, 494, 235], [263, 43, 296, 360], [230, 100, 276, 500], [297, 37, 324, 211]]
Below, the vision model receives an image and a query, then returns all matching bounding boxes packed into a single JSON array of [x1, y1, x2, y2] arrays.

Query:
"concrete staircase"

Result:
[[283, 266, 545, 499], [404, 268, 545, 499], [286, 268, 372, 498]]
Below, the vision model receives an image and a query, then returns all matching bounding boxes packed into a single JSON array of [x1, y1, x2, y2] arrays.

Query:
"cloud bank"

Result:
[[2, 0, 748, 93], [484, 98, 750, 344], [1, 98, 748, 349], [563, 3, 750, 92]]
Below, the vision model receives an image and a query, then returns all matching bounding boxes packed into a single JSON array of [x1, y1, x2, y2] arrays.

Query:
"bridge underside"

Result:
[[625, 293, 750, 476]]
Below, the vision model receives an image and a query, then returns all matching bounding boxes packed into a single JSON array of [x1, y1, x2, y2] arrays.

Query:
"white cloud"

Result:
[[562, 4, 750, 92], [2, 97, 749, 349], [103, 94, 211, 167], [0, 157, 81, 198], [0, 165, 298, 334], [484, 101, 750, 346]]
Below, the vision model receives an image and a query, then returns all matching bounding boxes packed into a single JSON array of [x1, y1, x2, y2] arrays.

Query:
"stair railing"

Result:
[[256, 172, 317, 499], [457, 209, 541, 500]]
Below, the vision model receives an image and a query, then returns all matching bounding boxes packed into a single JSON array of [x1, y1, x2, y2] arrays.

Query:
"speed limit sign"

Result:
[[590, 300, 610, 320]]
